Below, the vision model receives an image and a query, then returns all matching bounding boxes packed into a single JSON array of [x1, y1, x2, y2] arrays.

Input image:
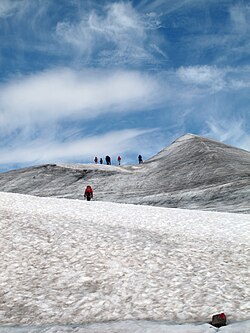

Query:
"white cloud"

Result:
[[205, 118, 250, 152], [137, 0, 191, 14], [136, 0, 219, 15], [1, 64, 249, 168], [0, 68, 161, 133], [176, 65, 250, 94], [229, 79, 250, 90], [230, 4, 250, 34], [2, 65, 247, 137], [0, 128, 153, 165], [177, 65, 225, 91], [0, 66, 162, 167], [55, 2, 164, 65], [0, 0, 32, 19], [0, 0, 18, 18]]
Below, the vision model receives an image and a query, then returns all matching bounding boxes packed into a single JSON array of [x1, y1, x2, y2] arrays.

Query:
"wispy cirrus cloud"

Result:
[[204, 118, 250, 152], [0, 1, 166, 72], [176, 65, 250, 94], [55, 2, 166, 66], [177, 65, 225, 91], [229, 3, 250, 35], [140, 0, 250, 69], [0, 128, 153, 165], [136, 0, 194, 14], [0, 0, 23, 18], [0, 0, 49, 23]]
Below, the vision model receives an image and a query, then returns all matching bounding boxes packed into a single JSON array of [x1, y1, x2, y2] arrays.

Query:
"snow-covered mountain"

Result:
[[0, 134, 250, 213], [0, 191, 249, 332]]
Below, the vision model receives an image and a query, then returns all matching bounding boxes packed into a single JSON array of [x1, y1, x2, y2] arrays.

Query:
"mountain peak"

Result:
[[173, 133, 213, 145], [175, 133, 198, 141], [169, 133, 199, 147], [0, 134, 249, 213], [146, 133, 202, 162]]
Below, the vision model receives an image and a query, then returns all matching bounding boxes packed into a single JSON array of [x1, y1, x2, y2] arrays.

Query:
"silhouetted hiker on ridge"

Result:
[[105, 155, 111, 165]]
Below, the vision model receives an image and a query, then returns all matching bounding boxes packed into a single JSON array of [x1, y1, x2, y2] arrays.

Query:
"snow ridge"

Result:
[[0, 134, 250, 213]]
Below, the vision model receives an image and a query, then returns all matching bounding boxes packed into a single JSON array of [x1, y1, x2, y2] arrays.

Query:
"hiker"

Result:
[[105, 155, 111, 165], [100, 158, 103, 164], [138, 154, 143, 164], [117, 155, 121, 165], [94, 156, 98, 164], [84, 185, 93, 201]]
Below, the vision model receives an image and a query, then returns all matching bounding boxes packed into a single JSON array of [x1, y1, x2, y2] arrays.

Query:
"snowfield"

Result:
[[0, 192, 249, 332]]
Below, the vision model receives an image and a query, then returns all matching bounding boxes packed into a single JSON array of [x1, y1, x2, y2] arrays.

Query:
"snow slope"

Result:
[[0, 134, 249, 213], [0, 192, 249, 332]]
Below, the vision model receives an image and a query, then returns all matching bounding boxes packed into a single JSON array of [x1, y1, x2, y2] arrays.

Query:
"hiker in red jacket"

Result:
[[84, 185, 93, 201], [117, 155, 121, 165]]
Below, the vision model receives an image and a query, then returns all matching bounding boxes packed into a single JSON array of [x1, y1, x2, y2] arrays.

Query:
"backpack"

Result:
[[211, 313, 226, 328]]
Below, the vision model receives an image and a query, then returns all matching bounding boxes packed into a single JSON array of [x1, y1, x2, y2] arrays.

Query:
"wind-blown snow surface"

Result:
[[0, 192, 249, 333], [1, 134, 250, 213]]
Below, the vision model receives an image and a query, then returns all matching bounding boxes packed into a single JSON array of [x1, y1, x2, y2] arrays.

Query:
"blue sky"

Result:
[[0, 0, 249, 171]]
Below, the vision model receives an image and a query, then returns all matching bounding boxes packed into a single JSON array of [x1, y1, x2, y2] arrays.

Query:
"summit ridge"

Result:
[[0, 134, 249, 213]]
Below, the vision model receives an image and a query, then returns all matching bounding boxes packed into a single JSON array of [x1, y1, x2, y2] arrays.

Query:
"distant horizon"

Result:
[[1, 131, 250, 173]]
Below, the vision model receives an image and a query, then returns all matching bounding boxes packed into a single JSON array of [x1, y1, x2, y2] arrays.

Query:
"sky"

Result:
[[0, 0, 250, 171]]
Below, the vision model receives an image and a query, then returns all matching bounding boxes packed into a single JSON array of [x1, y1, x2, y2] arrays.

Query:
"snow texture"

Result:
[[0, 191, 249, 332], [1, 320, 250, 333], [0, 134, 249, 213]]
